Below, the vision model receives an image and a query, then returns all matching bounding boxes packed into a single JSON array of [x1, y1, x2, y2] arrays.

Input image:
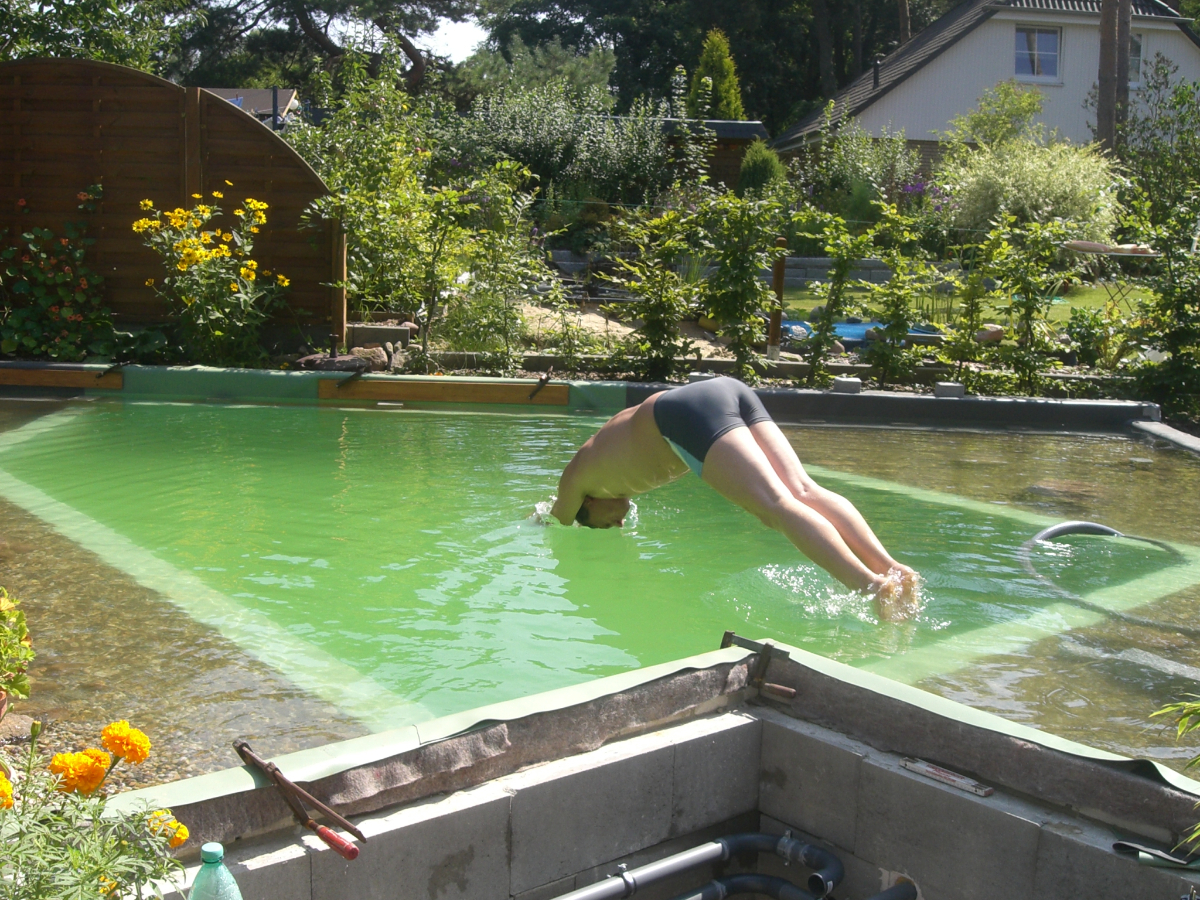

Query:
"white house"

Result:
[[772, 0, 1200, 156]]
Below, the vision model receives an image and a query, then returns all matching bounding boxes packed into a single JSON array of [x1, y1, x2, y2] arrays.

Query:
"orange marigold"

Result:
[[0, 770, 13, 808], [101, 720, 151, 764], [50, 748, 110, 794], [150, 809, 190, 848]]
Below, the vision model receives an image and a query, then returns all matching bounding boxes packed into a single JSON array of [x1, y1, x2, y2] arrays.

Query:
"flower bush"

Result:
[[0, 186, 111, 360], [1, 720, 185, 900], [0, 587, 34, 719], [134, 190, 288, 366]]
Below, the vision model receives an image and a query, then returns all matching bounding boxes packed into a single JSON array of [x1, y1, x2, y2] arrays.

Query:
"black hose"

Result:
[[1018, 520, 1199, 639], [668, 875, 817, 900]]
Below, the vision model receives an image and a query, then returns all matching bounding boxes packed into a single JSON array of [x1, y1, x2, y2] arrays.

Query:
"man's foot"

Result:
[[871, 566, 923, 622]]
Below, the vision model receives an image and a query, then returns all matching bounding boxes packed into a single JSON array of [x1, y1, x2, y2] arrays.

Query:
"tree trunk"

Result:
[[1097, 0, 1118, 152], [898, 0, 912, 44], [811, 0, 837, 97], [1115, 0, 1132, 132], [852, 0, 864, 75]]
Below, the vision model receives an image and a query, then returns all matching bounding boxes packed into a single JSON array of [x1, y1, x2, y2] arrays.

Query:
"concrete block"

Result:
[[855, 757, 1041, 900], [757, 713, 864, 852], [161, 836, 312, 900], [1033, 819, 1200, 900], [505, 731, 676, 893], [667, 713, 761, 836], [933, 382, 965, 399], [346, 323, 409, 349], [513, 873, 577, 900], [758, 815, 893, 900], [310, 783, 510, 900], [831, 377, 862, 394]]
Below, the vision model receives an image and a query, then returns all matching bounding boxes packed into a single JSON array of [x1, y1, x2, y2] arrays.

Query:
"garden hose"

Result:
[[1018, 520, 1200, 639]]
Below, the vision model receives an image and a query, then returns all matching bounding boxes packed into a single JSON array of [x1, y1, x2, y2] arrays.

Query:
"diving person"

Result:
[[550, 376, 921, 620]]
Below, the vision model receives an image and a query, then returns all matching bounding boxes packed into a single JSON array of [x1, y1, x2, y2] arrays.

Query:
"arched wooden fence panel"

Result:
[[0, 58, 346, 341]]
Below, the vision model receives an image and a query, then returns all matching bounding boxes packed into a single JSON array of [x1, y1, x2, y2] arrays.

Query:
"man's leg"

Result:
[[701, 426, 881, 592], [747, 420, 907, 577]]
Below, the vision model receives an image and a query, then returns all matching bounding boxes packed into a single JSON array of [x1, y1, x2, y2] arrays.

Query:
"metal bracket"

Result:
[[719, 631, 797, 700]]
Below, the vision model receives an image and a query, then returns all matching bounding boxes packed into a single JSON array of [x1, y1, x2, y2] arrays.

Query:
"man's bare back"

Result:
[[550, 377, 922, 620]]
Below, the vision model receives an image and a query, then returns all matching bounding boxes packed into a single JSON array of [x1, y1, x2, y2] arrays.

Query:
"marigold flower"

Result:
[[150, 810, 190, 848], [276, 274, 290, 287], [140, 199, 154, 210], [0, 770, 13, 808], [102, 720, 151, 764], [99, 876, 118, 896], [50, 748, 110, 794]]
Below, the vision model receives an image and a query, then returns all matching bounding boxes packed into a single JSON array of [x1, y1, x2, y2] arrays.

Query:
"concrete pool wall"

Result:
[[111, 640, 1200, 900]]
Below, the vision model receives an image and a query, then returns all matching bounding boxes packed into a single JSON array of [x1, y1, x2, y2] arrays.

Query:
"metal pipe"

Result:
[[549, 834, 843, 900]]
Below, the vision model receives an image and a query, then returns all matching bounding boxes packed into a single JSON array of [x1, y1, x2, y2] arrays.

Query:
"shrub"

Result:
[[0, 186, 111, 360], [790, 107, 921, 223], [933, 140, 1120, 242], [738, 140, 786, 198], [694, 192, 784, 383], [0, 588, 33, 717], [1152, 697, 1200, 849], [605, 208, 700, 381], [862, 207, 934, 384], [134, 192, 287, 367], [943, 80, 1045, 148]]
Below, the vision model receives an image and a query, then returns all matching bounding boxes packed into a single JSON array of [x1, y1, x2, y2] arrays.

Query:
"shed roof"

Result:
[[205, 88, 299, 117], [771, 0, 1190, 153]]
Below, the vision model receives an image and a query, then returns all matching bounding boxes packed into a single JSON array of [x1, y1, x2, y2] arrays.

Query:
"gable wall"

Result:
[[855, 13, 1200, 144]]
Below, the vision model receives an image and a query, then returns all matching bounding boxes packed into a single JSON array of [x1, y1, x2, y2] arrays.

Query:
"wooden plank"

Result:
[[0, 368, 122, 389], [184, 88, 201, 203], [317, 379, 570, 406], [0, 85, 176, 102]]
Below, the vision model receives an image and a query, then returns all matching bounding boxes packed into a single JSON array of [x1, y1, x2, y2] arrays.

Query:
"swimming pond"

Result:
[[2, 398, 1198, 785]]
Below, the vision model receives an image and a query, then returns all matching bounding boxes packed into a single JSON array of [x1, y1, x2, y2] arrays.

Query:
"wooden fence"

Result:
[[0, 58, 346, 340]]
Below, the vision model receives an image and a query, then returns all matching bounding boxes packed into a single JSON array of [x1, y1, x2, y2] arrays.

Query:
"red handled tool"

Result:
[[234, 739, 365, 860]]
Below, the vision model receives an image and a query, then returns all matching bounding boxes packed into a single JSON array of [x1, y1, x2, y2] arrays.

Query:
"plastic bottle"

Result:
[[189, 843, 243, 900]]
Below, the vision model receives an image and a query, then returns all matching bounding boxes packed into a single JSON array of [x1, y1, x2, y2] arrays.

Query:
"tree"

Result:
[[1115, 0, 1132, 129], [686, 28, 745, 119], [0, 0, 192, 73], [444, 37, 616, 111], [897, 0, 911, 43]]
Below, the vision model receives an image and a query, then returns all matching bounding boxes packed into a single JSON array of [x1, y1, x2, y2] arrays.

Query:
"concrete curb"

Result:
[[1132, 420, 1200, 455]]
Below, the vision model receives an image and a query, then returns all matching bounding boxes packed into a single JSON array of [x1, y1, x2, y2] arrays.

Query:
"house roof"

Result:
[[771, 0, 1190, 153], [205, 88, 299, 118], [663, 119, 770, 141]]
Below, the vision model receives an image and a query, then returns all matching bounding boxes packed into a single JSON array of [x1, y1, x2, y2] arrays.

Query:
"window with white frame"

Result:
[[1130, 33, 1143, 85], [1015, 26, 1060, 80]]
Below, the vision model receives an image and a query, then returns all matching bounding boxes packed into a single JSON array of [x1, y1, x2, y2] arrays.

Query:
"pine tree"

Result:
[[686, 29, 745, 120]]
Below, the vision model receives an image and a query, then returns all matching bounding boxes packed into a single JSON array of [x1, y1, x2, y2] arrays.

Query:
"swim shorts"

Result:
[[651, 376, 772, 476]]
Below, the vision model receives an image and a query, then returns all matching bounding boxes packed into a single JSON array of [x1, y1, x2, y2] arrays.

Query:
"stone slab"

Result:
[[505, 730, 676, 893], [666, 712, 761, 836], [855, 756, 1042, 900], [757, 710, 864, 852], [309, 783, 511, 900]]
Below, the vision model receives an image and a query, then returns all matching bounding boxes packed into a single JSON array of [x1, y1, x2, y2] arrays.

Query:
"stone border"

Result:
[[1133, 420, 1200, 455]]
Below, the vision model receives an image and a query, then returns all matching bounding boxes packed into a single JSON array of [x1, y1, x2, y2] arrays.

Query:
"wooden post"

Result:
[[331, 219, 347, 346], [767, 236, 786, 361], [184, 87, 202, 202]]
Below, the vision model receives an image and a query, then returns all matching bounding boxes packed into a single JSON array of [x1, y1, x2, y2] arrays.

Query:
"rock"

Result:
[[0, 713, 35, 742], [1057, 332, 1072, 346], [400, 321, 420, 335], [831, 340, 846, 354], [832, 376, 862, 394], [296, 353, 370, 372], [975, 324, 1004, 343], [865, 327, 881, 341], [349, 346, 388, 371]]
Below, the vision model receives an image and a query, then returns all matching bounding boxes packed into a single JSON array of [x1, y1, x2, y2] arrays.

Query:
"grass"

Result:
[[779, 283, 1153, 325]]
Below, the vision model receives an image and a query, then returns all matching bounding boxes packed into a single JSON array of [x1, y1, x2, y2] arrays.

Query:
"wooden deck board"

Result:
[[0, 368, 122, 389]]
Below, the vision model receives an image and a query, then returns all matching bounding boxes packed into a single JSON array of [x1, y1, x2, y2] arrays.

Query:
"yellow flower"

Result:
[[101, 720, 151, 765], [224, 179, 233, 186], [139, 199, 154, 210], [253, 211, 266, 224], [197, 205, 212, 217], [222, 232, 233, 242], [50, 748, 110, 794], [99, 876, 118, 896], [0, 770, 13, 808], [132, 218, 157, 234], [245, 259, 257, 269], [230, 283, 239, 292], [211, 190, 224, 199], [250, 226, 260, 233], [189, 218, 201, 228], [200, 232, 213, 244], [276, 274, 290, 287], [239, 267, 256, 281], [149, 810, 190, 848], [262, 270, 272, 276], [233, 208, 245, 217], [144, 278, 155, 287], [176, 261, 188, 271], [191, 193, 202, 199]]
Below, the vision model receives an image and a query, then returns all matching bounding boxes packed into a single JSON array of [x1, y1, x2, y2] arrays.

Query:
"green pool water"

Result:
[[2, 398, 1199, 781]]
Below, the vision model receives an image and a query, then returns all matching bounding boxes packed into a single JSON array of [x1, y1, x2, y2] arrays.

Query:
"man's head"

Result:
[[574, 496, 630, 529]]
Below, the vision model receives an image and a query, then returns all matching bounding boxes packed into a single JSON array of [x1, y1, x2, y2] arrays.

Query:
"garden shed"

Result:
[[0, 59, 346, 340]]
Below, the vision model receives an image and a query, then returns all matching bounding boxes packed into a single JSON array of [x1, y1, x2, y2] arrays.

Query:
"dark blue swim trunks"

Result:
[[651, 377, 772, 476]]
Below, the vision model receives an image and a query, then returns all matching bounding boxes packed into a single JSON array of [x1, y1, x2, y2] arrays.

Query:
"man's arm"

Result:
[[550, 454, 588, 526]]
